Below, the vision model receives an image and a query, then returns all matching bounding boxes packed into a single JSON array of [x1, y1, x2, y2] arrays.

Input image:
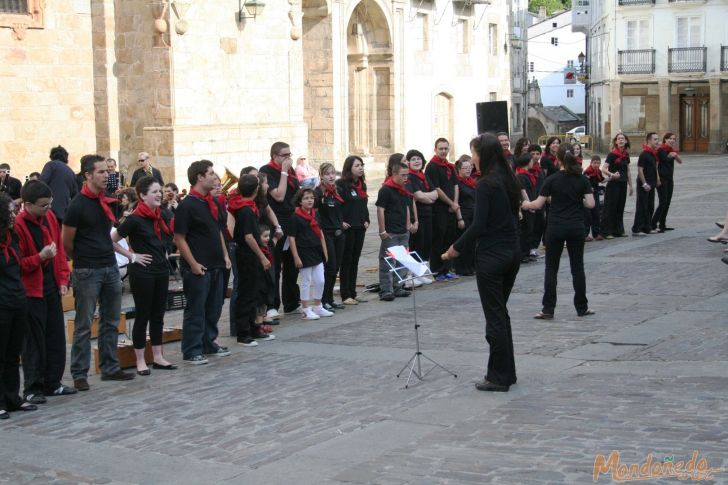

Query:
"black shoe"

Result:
[[45, 385, 78, 396], [664, 227, 675, 231], [716, 222, 724, 229], [331, 302, 346, 310], [236, 337, 258, 347], [393, 288, 411, 297], [100, 370, 135, 381], [23, 393, 46, 405], [0, 410, 8, 420], [475, 379, 509, 392], [322, 302, 337, 312], [152, 363, 178, 370], [18, 402, 38, 411], [252, 332, 275, 341], [74, 378, 90, 391], [379, 292, 395, 302], [137, 369, 151, 376]]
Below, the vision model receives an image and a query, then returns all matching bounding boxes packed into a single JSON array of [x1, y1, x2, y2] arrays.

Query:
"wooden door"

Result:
[[680, 96, 709, 152]]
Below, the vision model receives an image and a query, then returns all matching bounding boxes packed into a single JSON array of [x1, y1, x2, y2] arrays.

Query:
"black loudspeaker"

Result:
[[476, 101, 509, 135]]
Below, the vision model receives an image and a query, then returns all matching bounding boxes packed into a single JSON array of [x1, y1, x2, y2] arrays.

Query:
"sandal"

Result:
[[18, 402, 38, 412], [707, 236, 728, 244], [533, 312, 554, 320], [578, 309, 596, 316]]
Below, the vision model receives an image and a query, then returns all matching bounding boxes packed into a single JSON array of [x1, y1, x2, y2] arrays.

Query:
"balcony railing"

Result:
[[618, 0, 655, 5], [668, 47, 706, 73], [618, 49, 655, 74], [722, 46, 728, 72]]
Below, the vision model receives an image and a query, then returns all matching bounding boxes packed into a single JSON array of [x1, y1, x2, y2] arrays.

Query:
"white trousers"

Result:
[[299, 263, 325, 301]]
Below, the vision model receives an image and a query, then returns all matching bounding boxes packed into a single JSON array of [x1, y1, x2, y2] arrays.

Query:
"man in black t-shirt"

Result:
[[0, 163, 22, 203], [174, 160, 231, 364], [632, 132, 661, 236], [130, 152, 164, 187], [62, 155, 134, 390], [259, 142, 301, 314]]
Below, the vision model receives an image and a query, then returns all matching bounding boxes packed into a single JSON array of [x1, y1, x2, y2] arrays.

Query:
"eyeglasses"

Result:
[[32, 198, 53, 210], [277, 153, 292, 158], [138, 159, 148, 162]]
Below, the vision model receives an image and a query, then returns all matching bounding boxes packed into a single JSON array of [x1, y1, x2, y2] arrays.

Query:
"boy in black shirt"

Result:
[[62, 155, 133, 389], [632, 132, 661, 236], [174, 160, 232, 364], [376, 161, 412, 301], [514, 154, 536, 263]]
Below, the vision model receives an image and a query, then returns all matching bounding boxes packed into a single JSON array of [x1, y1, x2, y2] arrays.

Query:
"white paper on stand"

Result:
[[386, 245, 428, 277]]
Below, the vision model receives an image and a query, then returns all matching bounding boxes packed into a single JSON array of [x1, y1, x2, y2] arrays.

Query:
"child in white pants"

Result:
[[289, 188, 332, 320]]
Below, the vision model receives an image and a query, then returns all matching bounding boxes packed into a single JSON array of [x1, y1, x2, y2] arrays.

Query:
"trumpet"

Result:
[[220, 167, 238, 195]]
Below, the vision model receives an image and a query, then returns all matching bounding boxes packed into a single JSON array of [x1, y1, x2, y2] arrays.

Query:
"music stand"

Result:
[[384, 251, 458, 389]]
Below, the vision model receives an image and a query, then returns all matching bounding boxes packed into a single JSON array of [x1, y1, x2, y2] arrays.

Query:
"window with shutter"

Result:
[[0, 0, 27, 14], [676, 16, 702, 48]]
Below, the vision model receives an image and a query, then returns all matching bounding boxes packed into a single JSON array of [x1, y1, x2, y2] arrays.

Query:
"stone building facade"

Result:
[[1, 0, 512, 186]]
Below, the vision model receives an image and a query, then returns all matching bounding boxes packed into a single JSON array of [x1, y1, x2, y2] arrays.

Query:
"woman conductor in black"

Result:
[[443, 134, 522, 392]]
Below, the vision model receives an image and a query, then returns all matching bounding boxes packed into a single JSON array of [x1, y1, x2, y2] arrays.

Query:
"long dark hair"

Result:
[[0, 193, 13, 237], [470, 134, 522, 216], [513, 137, 530, 158], [341, 155, 366, 187]]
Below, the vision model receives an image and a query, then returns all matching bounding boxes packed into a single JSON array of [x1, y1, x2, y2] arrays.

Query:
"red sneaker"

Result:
[[261, 325, 273, 333]]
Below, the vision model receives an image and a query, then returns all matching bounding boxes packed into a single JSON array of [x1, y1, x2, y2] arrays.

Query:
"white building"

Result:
[[574, 0, 728, 153], [528, 9, 586, 114]]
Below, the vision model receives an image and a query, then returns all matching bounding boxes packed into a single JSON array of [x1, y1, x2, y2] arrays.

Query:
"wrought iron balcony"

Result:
[[0, 0, 29, 14], [617, 49, 655, 74], [618, 0, 655, 5], [722, 46, 728, 72], [668, 47, 706, 73]]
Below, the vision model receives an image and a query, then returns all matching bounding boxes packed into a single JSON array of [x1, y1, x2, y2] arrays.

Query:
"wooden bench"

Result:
[[66, 313, 127, 343]]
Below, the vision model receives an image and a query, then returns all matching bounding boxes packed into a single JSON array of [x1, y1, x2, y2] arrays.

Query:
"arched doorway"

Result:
[[433, 93, 454, 154], [347, 0, 393, 158], [528, 117, 547, 141]]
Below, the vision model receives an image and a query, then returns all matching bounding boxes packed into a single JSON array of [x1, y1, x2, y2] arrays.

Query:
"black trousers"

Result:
[[339, 227, 366, 301], [530, 209, 545, 250], [129, 273, 169, 348], [322, 230, 345, 305], [519, 211, 534, 259], [453, 210, 475, 274], [652, 178, 674, 230], [542, 224, 588, 315], [273, 236, 300, 313], [584, 195, 601, 237], [474, 246, 520, 387], [601, 182, 628, 236], [409, 214, 432, 263], [22, 292, 66, 395], [0, 305, 27, 411], [632, 186, 655, 234], [234, 249, 260, 340], [430, 207, 457, 275]]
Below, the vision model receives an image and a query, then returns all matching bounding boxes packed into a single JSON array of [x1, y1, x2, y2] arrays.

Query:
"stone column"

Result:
[[91, 0, 121, 161], [609, 80, 622, 138], [708, 79, 722, 153], [658, 79, 670, 134]]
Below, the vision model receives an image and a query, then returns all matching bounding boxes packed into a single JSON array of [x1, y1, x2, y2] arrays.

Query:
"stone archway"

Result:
[[347, 0, 393, 158], [528, 117, 547, 141]]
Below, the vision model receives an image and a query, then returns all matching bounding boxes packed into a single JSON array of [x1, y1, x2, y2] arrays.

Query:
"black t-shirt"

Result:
[[232, 206, 261, 256], [337, 179, 370, 228], [516, 173, 536, 201], [605, 152, 630, 183], [540, 171, 593, 227], [289, 213, 324, 268], [453, 178, 519, 254], [375, 185, 409, 234], [173, 195, 226, 270], [259, 165, 300, 233], [314, 186, 344, 231], [117, 213, 172, 277], [26, 219, 58, 295], [657, 148, 675, 180], [407, 174, 435, 218], [64, 193, 117, 269], [0, 176, 21, 200], [0, 234, 28, 309], [540, 154, 560, 178], [425, 161, 458, 211], [457, 180, 476, 219], [638, 151, 658, 186]]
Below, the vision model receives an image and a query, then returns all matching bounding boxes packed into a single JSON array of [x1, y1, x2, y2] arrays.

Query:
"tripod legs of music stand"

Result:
[[397, 351, 458, 389]]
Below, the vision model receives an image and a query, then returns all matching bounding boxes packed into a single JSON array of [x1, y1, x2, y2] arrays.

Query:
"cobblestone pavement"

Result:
[[2, 155, 727, 484]]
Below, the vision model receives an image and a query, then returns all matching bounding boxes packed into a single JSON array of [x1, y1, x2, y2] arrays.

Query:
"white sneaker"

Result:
[[313, 305, 334, 317], [302, 308, 320, 320], [266, 309, 280, 319], [416, 276, 433, 285], [404, 277, 423, 289]]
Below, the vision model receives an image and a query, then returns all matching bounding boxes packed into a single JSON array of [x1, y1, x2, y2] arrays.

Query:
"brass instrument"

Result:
[[220, 167, 239, 195]]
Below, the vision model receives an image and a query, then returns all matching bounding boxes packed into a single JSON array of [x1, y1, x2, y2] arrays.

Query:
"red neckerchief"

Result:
[[457, 174, 476, 189], [515, 167, 537, 188], [383, 177, 413, 197], [294, 207, 322, 239], [267, 159, 297, 189], [19, 209, 52, 265], [584, 165, 604, 183], [0, 231, 19, 265], [642, 144, 658, 158], [409, 170, 430, 191], [352, 178, 368, 199], [217, 195, 227, 211], [429, 155, 454, 178], [543, 152, 560, 169], [470, 169, 481, 180], [318, 183, 343, 203], [610, 147, 629, 167], [260, 244, 273, 264], [576, 155, 583, 165], [132, 202, 171, 240], [188, 188, 219, 221], [227, 193, 259, 219], [659, 143, 678, 154], [80, 184, 117, 223]]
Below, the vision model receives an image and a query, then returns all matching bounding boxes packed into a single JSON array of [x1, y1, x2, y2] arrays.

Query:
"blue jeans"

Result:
[[181, 267, 224, 359], [71, 266, 122, 379]]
